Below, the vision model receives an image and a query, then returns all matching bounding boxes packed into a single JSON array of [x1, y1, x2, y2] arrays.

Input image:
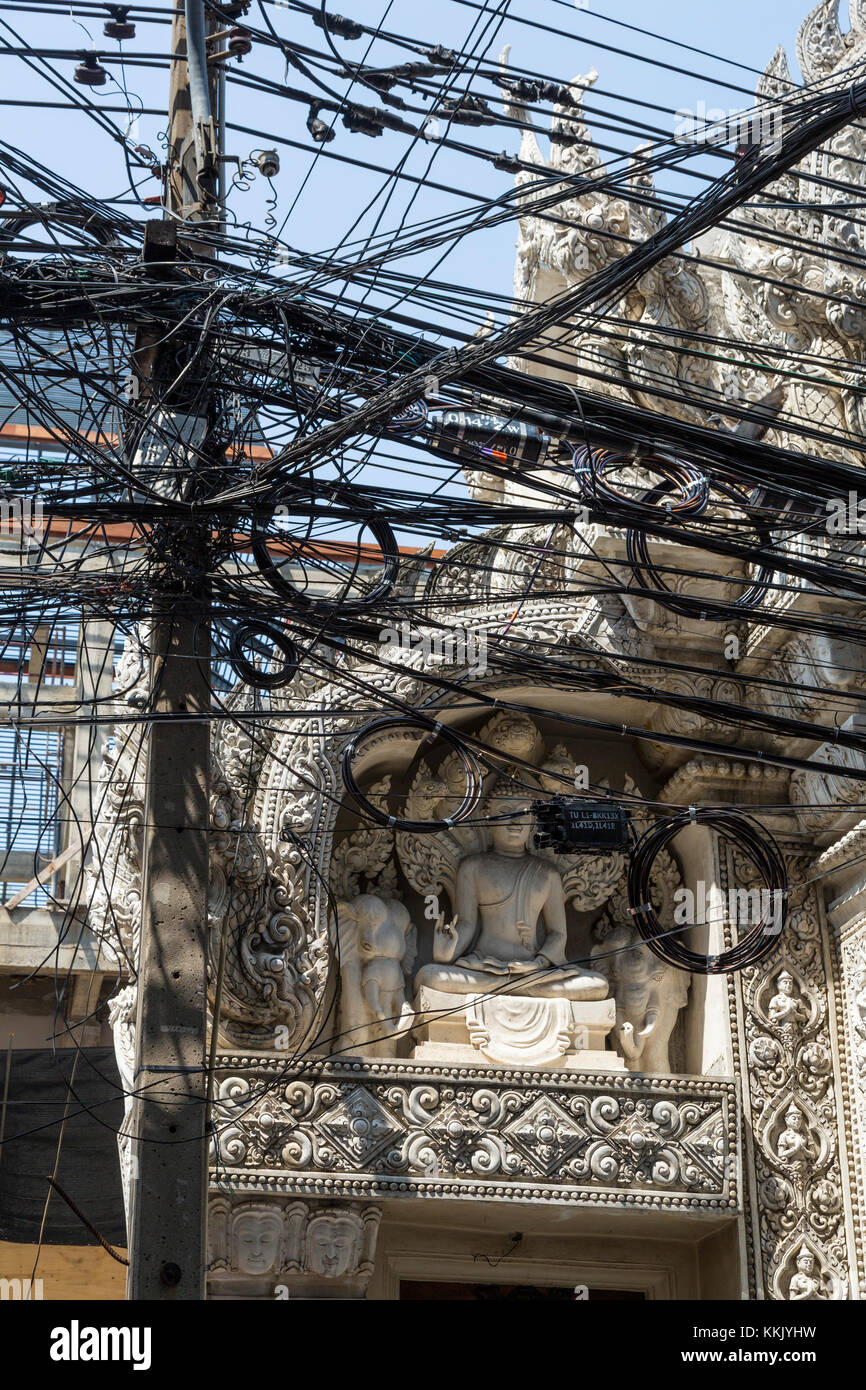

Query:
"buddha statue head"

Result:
[[488, 799, 533, 856], [483, 771, 539, 857]]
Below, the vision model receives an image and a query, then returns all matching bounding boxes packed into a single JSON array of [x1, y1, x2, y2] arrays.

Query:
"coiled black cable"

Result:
[[571, 445, 710, 517], [228, 619, 299, 688], [341, 714, 483, 831], [626, 479, 775, 617], [250, 503, 400, 613], [627, 806, 788, 974]]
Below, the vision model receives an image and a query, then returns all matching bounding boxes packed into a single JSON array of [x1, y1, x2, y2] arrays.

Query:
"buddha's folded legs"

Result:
[[521, 969, 608, 1001], [414, 962, 504, 994], [414, 961, 608, 1000]]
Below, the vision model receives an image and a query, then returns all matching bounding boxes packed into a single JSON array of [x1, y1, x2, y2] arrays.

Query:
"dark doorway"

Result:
[[399, 1281, 646, 1300]]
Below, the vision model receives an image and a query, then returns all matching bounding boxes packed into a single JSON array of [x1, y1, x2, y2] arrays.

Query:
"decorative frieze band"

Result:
[[211, 1057, 739, 1212]]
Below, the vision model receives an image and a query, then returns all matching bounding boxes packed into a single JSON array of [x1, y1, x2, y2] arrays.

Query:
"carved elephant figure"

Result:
[[592, 923, 690, 1074], [335, 894, 417, 1058]]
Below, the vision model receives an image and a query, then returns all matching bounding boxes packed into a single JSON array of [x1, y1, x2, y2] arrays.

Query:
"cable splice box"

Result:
[[532, 797, 630, 853]]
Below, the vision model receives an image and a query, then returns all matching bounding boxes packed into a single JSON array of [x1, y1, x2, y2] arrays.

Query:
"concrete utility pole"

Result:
[[127, 0, 219, 1301]]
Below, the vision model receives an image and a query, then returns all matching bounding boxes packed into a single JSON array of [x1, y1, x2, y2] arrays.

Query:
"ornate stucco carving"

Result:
[[92, 638, 703, 1065], [84, 633, 332, 1051], [335, 894, 416, 1057], [465, 0, 866, 652], [207, 1196, 381, 1297], [208, 769, 328, 1048], [659, 758, 791, 808], [394, 712, 634, 914], [735, 850, 854, 1298], [213, 1057, 739, 1211], [790, 743, 866, 839], [829, 913, 866, 1288], [329, 778, 395, 900]]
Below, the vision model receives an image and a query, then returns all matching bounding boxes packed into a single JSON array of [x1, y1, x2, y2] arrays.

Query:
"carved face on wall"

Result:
[[233, 1210, 283, 1275], [306, 1215, 361, 1277], [797, 1250, 814, 1274], [488, 714, 538, 762], [776, 971, 794, 996]]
